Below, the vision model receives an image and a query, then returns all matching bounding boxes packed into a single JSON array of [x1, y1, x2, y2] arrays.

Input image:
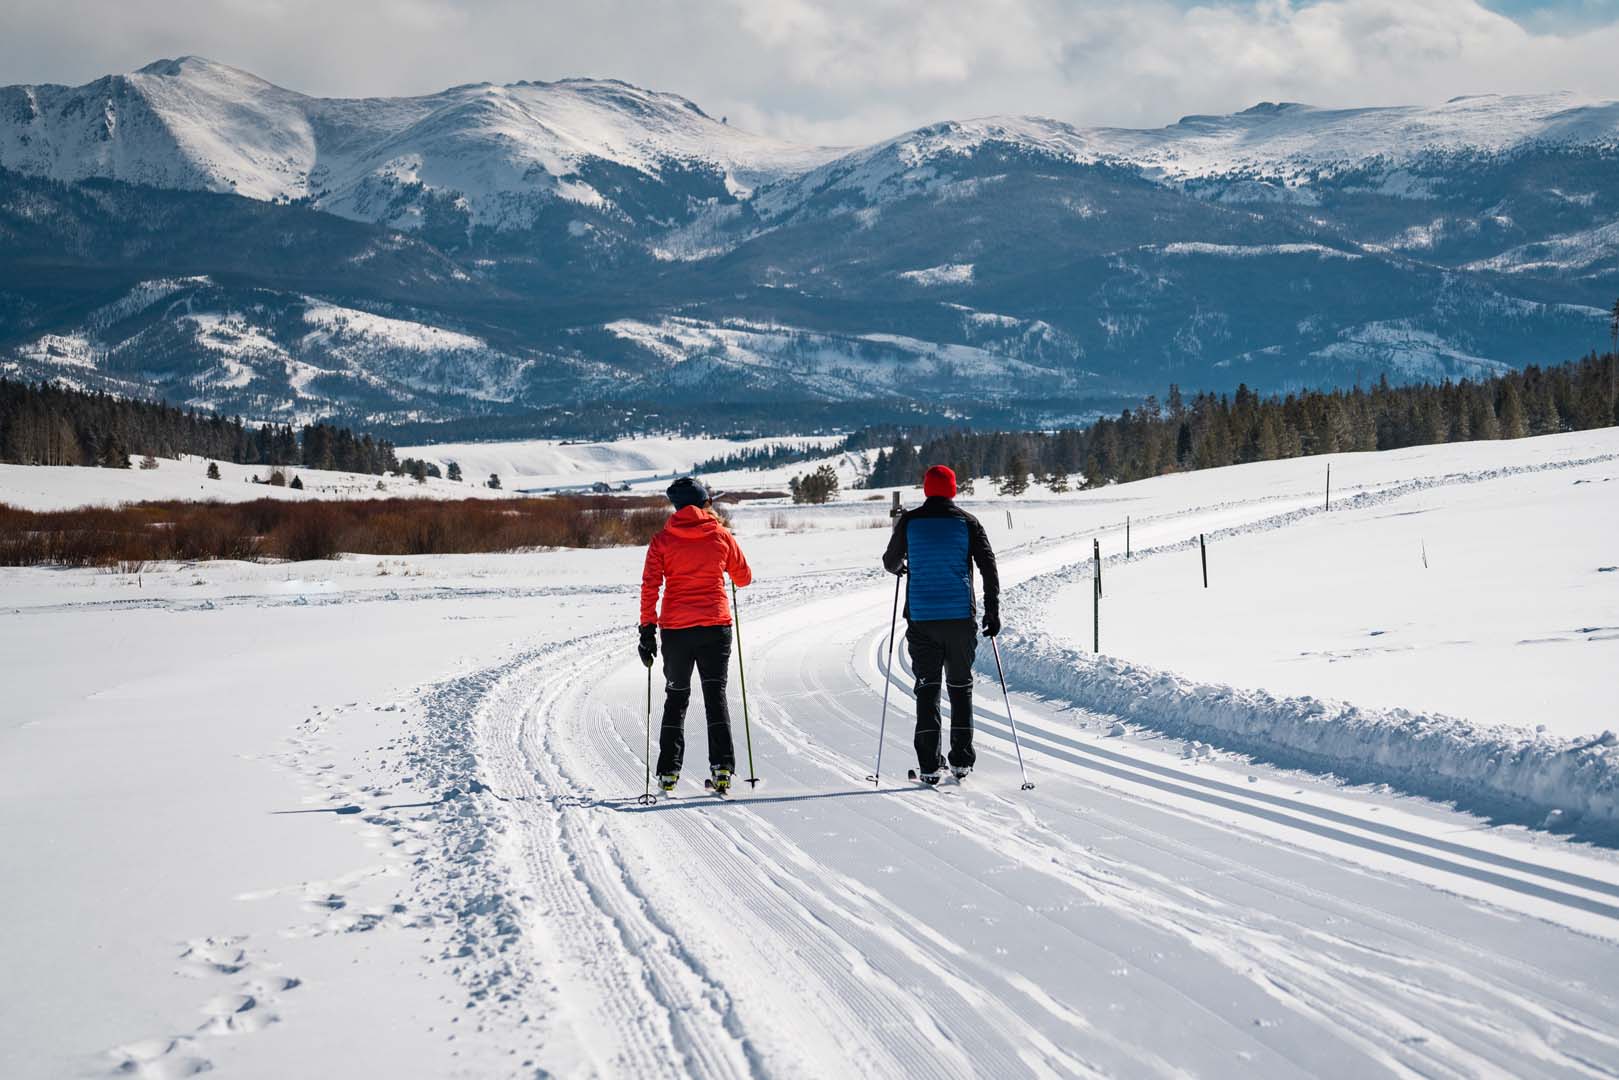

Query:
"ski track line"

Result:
[[878, 621, 1619, 1021], [752, 613, 1403, 1075], [470, 633, 757, 1079], [513, 587, 1131, 1077], [891, 639, 1619, 917], [560, 659, 1019, 1077], [835, 612, 1619, 1075]]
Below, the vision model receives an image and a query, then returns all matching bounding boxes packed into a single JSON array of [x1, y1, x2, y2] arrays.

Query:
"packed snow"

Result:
[[4, 426, 1619, 1077]]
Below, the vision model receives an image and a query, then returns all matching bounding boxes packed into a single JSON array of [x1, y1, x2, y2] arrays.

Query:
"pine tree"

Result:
[[1498, 381, 1529, 439], [999, 451, 1030, 496], [206, 461, 221, 480], [447, 461, 463, 482], [1174, 422, 1193, 467], [289, 475, 304, 490], [487, 473, 502, 490], [790, 464, 839, 504]]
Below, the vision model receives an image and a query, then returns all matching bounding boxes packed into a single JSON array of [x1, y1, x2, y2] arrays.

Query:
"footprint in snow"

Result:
[[107, 1036, 211, 1078], [177, 937, 247, 977], [200, 993, 278, 1035]]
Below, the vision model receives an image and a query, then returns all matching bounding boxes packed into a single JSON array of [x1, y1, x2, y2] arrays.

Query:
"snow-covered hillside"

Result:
[[4, 427, 1618, 1077]]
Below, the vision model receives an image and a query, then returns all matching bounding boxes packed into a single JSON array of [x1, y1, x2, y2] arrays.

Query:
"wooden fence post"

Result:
[[1126, 515, 1131, 558], [1200, 533, 1208, 588], [1325, 462, 1332, 510]]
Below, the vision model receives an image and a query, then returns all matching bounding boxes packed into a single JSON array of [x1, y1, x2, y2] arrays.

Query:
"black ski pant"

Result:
[[906, 618, 978, 774], [655, 624, 736, 776]]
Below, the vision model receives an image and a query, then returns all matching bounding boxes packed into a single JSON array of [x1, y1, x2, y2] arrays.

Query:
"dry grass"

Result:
[[0, 495, 668, 567]]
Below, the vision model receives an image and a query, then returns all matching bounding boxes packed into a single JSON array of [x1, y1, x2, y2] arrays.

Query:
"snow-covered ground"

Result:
[[399, 434, 856, 493], [4, 427, 1619, 1077], [1036, 453, 1616, 733], [0, 455, 488, 511]]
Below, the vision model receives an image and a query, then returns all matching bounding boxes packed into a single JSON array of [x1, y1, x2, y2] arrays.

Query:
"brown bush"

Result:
[[0, 495, 670, 567]]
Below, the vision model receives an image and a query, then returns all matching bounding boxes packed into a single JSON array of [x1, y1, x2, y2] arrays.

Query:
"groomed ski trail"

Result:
[[416, 464, 1619, 1077]]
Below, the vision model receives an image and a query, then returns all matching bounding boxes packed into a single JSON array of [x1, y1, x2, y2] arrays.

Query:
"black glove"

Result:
[[982, 610, 1001, 638], [638, 624, 657, 668]]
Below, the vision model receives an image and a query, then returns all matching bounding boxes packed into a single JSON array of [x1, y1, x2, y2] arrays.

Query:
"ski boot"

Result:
[[658, 773, 679, 793], [950, 765, 972, 781], [916, 769, 942, 786], [708, 767, 733, 795]]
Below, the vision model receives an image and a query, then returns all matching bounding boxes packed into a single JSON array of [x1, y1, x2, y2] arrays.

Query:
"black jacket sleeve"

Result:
[[967, 514, 999, 616], [882, 514, 908, 575]]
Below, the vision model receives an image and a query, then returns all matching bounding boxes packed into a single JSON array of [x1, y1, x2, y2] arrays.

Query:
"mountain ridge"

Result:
[[2, 59, 1616, 432]]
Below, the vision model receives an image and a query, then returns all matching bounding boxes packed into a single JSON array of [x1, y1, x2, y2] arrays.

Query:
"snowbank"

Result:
[[988, 449, 1619, 832], [987, 638, 1619, 830]]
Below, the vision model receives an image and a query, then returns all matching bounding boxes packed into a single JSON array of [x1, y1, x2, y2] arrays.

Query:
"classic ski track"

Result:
[[471, 634, 755, 1079], [548, 643, 1029, 1079]]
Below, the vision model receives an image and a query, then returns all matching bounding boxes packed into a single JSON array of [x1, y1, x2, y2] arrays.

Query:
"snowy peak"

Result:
[[4, 59, 1616, 235], [1089, 91, 1619, 179], [0, 58, 839, 229]]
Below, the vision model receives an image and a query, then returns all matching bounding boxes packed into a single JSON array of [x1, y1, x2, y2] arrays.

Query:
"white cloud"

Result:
[[0, 0, 1615, 145]]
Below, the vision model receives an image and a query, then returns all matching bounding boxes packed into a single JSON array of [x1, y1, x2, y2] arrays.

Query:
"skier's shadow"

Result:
[[601, 785, 928, 813]]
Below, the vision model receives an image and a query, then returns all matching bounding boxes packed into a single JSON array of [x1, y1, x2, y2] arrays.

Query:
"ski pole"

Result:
[[867, 570, 903, 785], [638, 662, 656, 805], [731, 579, 759, 788], [989, 637, 1035, 791]]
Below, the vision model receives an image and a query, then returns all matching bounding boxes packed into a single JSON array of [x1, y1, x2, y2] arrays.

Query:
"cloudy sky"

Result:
[[4, 0, 1618, 144]]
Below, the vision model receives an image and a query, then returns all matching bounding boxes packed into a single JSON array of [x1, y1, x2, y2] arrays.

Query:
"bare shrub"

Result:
[[768, 511, 789, 529], [0, 494, 668, 567]]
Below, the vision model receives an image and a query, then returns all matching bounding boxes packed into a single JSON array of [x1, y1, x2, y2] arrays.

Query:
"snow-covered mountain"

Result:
[[2, 59, 1617, 430], [0, 57, 836, 231]]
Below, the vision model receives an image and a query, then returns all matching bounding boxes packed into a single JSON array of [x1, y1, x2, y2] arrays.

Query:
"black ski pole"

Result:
[[867, 570, 903, 785], [731, 579, 760, 788], [638, 662, 656, 805], [989, 637, 1035, 791]]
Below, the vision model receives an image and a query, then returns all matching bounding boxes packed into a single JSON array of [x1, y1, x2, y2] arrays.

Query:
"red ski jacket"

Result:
[[640, 506, 753, 629]]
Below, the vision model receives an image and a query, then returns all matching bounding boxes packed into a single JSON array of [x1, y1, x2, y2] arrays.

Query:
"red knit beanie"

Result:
[[922, 464, 957, 498]]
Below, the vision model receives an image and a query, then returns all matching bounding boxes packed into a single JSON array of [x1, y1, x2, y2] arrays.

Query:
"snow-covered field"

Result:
[[0, 455, 485, 511], [399, 433, 858, 493], [0, 435, 854, 511], [4, 427, 1619, 1077]]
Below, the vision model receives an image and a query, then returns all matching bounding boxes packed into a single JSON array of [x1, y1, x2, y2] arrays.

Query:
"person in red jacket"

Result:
[[639, 477, 753, 793]]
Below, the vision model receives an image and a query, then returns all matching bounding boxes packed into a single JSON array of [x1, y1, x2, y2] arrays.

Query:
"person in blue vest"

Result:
[[881, 464, 1000, 784]]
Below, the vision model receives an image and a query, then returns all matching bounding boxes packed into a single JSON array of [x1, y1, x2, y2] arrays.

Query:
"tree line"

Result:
[[0, 380, 400, 474], [864, 352, 1619, 491]]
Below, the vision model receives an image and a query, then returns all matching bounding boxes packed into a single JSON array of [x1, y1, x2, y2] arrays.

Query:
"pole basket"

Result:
[[636, 793, 658, 805]]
